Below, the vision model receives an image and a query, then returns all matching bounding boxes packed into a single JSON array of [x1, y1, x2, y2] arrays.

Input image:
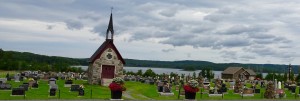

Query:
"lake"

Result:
[[73, 66, 268, 78]]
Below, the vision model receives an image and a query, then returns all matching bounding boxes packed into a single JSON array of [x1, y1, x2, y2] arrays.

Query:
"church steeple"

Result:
[[106, 12, 114, 40]]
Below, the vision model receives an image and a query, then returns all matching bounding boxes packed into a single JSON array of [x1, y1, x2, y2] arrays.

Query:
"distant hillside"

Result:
[[125, 59, 299, 73], [0, 49, 298, 73]]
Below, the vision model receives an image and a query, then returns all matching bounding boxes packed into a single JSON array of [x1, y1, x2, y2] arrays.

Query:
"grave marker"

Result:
[[11, 88, 25, 96]]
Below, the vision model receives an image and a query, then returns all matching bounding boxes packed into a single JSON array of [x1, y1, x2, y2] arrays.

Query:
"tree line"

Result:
[[0, 49, 85, 72]]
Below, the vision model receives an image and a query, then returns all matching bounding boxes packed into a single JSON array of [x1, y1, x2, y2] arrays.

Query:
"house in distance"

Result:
[[87, 13, 125, 85], [221, 67, 256, 80]]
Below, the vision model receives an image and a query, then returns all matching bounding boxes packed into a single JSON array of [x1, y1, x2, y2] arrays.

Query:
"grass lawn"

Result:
[[0, 78, 300, 100]]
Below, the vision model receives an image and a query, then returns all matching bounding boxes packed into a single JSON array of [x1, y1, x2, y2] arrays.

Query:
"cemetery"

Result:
[[0, 70, 299, 100]]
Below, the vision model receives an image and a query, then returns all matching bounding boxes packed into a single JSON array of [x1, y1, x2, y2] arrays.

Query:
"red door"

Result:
[[101, 65, 115, 79]]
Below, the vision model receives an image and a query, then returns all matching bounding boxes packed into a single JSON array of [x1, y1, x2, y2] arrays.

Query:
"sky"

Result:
[[0, 0, 299, 65]]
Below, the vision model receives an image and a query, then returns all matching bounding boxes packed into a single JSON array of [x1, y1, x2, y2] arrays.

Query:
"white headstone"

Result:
[[278, 81, 281, 89]]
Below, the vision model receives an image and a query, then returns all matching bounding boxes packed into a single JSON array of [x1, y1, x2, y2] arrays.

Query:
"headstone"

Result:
[[11, 88, 25, 95], [49, 78, 56, 85], [0, 78, 7, 84], [32, 83, 39, 88], [19, 84, 29, 91], [0, 83, 11, 90], [78, 88, 84, 96], [65, 80, 73, 87], [70, 85, 80, 91], [278, 81, 281, 89], [219, 84, 227, 93], [49, 88, 56, 96], [157, 82, 164, 92], [14, 74, 20, 82], [290, 86, 296, 93], [50, 84, 58, 91]]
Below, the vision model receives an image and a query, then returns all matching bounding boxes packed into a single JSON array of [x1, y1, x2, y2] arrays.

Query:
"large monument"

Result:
[[87, 13, 125, 85]]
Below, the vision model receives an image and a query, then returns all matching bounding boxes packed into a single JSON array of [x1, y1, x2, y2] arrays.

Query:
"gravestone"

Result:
[[78, 88, 84, 96], [64, 80, 73, 87], [0, 78, 7, 84], [290, 86, 296, 93], [50, 84, 58, 92], [70, 85, 80, 91], [219, 84, 227, 93], [11, 88, 25, 95], [20, 84, 29, 91], [32, 83, 39, 88], [49, 78, 56, 85], [49, 88, 56, 96], [157, 81, 164, 92], [0, 83, 11, 90], [14, 74, 20, 82]]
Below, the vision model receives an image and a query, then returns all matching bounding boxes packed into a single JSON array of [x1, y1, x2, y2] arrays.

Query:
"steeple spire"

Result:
[[106, 8, 114, 40]]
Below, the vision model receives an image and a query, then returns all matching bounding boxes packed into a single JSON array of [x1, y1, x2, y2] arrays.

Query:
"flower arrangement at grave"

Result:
[[109, 77, 126, 91], [109, 77, 126, 99], [184, 80, 199, 100], [234, 79, 242, 93], [264, 81, 275, 99]]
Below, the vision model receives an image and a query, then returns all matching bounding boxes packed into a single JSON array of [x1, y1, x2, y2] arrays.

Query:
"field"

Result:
[[0, 72, 300, 100]]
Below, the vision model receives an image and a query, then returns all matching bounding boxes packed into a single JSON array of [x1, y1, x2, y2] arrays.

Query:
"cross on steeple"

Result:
[[106, 8, 114, 40]]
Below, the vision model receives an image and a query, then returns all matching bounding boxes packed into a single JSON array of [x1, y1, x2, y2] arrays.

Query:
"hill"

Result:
[[0, 49, 298, 73]]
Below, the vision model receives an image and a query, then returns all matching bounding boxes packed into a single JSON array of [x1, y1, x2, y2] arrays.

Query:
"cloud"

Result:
[[46, 25, 55, 30], [64, 20, 84, 30], [162, 48, 175, 53]]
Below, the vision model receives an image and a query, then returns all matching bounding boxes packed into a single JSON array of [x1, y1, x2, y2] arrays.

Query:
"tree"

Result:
[[137, 69, 143, 76], [143, 69, 156, 77], [283, 72, 287, 81], [201, 69, 206, 77], [265, 73, 275, 81], [192, 72, 196, 79], [290, 71, 295, 81], [256, 73, 263, 79]]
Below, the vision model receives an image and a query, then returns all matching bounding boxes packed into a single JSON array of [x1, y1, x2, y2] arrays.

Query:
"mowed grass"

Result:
[[0, 79, 112, 100], [0, 78, 300, 100]]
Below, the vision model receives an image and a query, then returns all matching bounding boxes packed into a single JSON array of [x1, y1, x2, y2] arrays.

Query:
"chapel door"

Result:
[[101, 65, 115, 79]]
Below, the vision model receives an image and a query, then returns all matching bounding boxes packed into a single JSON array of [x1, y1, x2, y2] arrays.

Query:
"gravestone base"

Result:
[[110, 99, 124, 100], [208, 94, 223, 97], [64, 84, 72, 87], [241, 94, 254, 96], [159, 92, 174, 96]]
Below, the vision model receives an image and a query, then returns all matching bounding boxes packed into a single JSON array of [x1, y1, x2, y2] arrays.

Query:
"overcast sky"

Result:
[[0, 0, 299, 65]]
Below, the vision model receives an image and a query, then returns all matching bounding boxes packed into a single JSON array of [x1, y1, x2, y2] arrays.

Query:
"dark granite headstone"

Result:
[[19, 84, 29, 91], [65, 80, 73, 84], [78, 88, 84, 96], [70, 85, 80, 91], [50, 88, 56, 96], [32, 83, 39, 88], [12, 88, 25, 95]]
